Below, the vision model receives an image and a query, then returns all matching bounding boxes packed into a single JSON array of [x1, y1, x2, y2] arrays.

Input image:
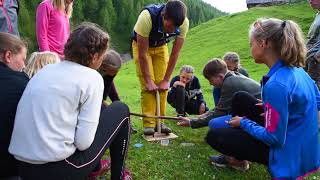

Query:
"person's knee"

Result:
[[176, 85, 185, 93], [232, 91, 250, 103], [206, 129, 223, 147], [109, 101, 130, 117]]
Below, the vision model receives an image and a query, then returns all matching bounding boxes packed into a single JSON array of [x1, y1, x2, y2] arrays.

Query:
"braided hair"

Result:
[[64, 22, 109, 67]]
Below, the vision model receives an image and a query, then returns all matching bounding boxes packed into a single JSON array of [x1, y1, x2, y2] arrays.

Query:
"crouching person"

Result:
[[207, 18, 320, 179], [167, 65, 208, 117], [9, 23, 132, 180], [0, 32, 28, 178]]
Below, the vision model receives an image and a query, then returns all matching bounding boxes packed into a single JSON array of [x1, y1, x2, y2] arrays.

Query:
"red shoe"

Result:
[[122, 169, 133, 180], [88, 159, 111, 179]]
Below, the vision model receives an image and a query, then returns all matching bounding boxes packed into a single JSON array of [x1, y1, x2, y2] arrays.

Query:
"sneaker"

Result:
[[122, 169, 133, 180], [208, 154, 228, 168], [209, 155, 249, 171], [88, 159, 111, 179], [143, 127, 155, 135]]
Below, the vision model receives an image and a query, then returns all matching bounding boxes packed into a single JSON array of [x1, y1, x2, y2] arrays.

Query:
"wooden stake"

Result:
[[156, 90, 161, 134], [129, 112, 180, 120]]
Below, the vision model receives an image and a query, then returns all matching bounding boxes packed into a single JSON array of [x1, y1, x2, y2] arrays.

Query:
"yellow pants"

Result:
[[132, 41, 169, 128]]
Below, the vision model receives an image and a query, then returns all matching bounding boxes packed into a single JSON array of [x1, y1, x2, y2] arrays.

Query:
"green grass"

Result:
[[110, 2, 320, 179]]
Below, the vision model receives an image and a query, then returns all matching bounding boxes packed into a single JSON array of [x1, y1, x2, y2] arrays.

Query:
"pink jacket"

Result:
[[36, 0, 70, 57]]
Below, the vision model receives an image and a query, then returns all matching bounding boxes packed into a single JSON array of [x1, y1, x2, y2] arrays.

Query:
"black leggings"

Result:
[[174, 85, 204, 115], [17, 101, 130, 180], [206, 91, 269, 165]]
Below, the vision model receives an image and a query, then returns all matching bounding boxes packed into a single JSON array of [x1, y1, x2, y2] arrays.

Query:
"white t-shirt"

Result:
[[9, 61, 104, 164]]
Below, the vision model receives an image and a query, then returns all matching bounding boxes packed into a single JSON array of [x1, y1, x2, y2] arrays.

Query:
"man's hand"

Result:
[[173, 81, 186, 88], [177, 116, 191, 127], [197, 110, 210, 119], [158, 80, 170, 91], [228, 116, 242, 128], [145, 81, 158, 92]]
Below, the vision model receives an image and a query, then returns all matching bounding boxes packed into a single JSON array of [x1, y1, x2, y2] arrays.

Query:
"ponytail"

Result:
[[250, 18, 306, 67], [280, 20, 306, 67]]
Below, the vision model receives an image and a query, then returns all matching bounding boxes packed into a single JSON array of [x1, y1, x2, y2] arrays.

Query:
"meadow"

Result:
[[108, 2, 320, 179]]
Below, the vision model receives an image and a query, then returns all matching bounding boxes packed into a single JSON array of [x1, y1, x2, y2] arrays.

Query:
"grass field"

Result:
[[109, 2, 320, 179]]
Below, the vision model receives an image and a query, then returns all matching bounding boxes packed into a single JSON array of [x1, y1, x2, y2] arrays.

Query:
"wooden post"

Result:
[[142, 90, 178, 142], [156, 90, 161, 134]]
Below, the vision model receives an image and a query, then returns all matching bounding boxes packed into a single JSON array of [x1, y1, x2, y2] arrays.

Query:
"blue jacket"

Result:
[[132, 4, 180, 47], [240, 60, 320, 179]]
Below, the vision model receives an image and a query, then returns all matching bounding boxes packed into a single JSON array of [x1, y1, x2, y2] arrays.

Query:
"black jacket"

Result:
[[167, 75, 205, 105], [0, 62, 29, 177]]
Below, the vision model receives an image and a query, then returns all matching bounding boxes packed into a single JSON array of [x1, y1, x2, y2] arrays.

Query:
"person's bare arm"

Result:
[[137, 34, 158, 91], [158, 37, 185, 90]]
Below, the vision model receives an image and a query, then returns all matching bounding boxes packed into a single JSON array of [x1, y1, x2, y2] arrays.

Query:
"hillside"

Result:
[[114, 2, 320, 179], [18, 0, 226, 53]]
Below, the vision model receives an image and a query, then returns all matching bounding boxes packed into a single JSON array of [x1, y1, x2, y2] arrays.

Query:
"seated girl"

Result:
[[24, 51, 60, 78], [167, 65, 208, 116], [206, 18, 320, 179], [98, 49, 137, 133], [9, 22, 132, 180]]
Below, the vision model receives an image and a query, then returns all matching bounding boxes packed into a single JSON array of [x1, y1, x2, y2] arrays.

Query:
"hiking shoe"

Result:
[[208, 155, 228, 168], [209, 155, 249, 171], [88, 159, 111, 179], [122, 169, 133, 180], [143, 127, 155, 135], [159, 123, 172, 134]]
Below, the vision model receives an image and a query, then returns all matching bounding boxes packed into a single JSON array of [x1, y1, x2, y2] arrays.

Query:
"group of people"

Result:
[[0, 0, 319, 180], [1, 0, 132, 180]]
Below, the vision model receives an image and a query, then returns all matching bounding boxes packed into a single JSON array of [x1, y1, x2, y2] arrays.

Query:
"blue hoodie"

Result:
[[240, 60, 320, 179]]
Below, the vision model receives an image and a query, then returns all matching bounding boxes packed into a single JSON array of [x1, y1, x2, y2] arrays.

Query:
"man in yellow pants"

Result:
[[132, 0, 189, 135]]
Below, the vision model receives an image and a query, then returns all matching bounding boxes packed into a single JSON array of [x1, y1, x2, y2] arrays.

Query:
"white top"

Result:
[[9, 61, 104, 164]]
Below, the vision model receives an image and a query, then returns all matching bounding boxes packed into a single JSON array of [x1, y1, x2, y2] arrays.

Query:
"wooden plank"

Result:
[[246, 0, 289, 4], [143, 133, 178, 142]]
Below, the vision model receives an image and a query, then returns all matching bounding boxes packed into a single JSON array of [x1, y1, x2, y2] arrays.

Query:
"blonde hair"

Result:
[[180, 65, 194, 74], [25, 51, 60, 78], [52, 0, 73, 18], [249, 18, 306, 67]]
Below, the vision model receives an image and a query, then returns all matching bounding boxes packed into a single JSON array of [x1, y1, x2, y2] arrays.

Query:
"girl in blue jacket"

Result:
[[207, 18, 320, 179]]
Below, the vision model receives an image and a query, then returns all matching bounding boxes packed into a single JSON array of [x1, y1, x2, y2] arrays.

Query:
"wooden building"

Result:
[[246, 0, 291, 8]]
